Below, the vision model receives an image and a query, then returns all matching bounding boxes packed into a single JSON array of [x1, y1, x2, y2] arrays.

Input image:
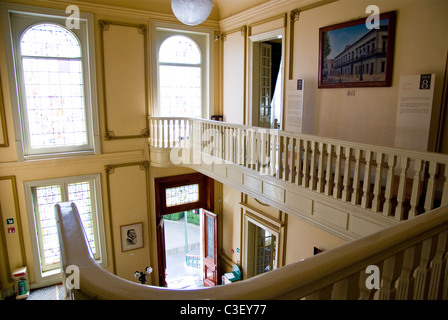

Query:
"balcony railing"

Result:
[[55, 117, 448, 300], [149, 117, 448, 223]]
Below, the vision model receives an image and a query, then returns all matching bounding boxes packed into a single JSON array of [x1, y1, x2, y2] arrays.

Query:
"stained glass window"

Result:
[[31, 177, 101, 272], [159, 35, 200, 64], [158, 35, 202, 118], [19, 23, 88, 152], [35, 185, 62, 269], [68, 182, 96, 254], [165, 184, 199, 207]]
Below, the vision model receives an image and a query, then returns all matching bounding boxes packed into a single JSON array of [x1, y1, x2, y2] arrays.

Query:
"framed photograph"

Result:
[[121, 222, 143, 251], [318, 11, 396, 88]]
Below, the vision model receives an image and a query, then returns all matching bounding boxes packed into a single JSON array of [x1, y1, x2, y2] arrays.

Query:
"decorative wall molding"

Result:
[[98, 20, 149, 141], [0, 71, 9, 148], [0, 176, 26, 281], [104, 160, 153, 282]]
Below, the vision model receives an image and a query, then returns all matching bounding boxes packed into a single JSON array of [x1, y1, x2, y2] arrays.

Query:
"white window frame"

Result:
[[151, 21, 214, 120], [24, 174, 107, 287], [0, 3, 100, 161]]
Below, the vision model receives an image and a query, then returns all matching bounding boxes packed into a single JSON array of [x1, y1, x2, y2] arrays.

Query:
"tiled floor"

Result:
[[27, 284, 65, 300]]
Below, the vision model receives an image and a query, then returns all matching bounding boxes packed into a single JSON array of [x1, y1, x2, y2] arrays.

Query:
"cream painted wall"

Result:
[[293, 0, 448, 150], [284, 212, 347, 264], [220, 182, 347, 278], [219, 0, 447, 152], [221, 183, 243, 267]]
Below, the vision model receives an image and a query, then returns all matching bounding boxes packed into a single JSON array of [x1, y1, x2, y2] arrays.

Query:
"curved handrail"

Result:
[[55, 201, 448, 300]]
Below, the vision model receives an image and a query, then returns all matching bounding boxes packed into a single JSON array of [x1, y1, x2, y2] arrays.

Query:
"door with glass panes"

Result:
[[154, 173, 217, 287]]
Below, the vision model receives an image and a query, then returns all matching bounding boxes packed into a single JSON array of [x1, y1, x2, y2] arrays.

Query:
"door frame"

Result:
[[202, 209, 218, 287], [154, 173, 214, 287]]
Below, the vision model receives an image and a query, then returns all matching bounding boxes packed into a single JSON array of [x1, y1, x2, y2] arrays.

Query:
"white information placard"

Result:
[[394, 74, 435, 151], [285, 79, 304, 133]]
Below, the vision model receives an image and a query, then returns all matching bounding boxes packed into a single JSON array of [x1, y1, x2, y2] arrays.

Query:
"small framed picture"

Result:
[[121, 222, 143, 251]]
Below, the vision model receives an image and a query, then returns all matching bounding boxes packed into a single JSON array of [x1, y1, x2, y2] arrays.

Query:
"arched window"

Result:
[[19, 23, 88, 151], [5, 9, 100, 160], [158, 35, 202, 118]]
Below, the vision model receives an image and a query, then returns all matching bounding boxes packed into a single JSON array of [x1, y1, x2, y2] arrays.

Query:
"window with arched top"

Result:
[[5, 9, 100, 160], [158, 35, 202, 118], [19, 23, 89, 151], [153, 24, 213, 119]]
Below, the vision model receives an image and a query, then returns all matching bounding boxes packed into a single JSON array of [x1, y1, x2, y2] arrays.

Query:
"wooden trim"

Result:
[[435, 51, 448, 153], [0, 71, 9, 148], [154, 172, 214, 286], [248, 13, 287, 37]]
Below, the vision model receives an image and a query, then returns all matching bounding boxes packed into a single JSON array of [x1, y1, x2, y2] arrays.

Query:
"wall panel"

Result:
[[105, 161, 153, 283], [222, 27, 246, 124], [0, 73, 8, 147], [0, 176, 26, 283], [99, 21, 149, 140]]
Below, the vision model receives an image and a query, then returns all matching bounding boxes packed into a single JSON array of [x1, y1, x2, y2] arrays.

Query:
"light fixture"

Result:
[[171, 0, 213, 26]]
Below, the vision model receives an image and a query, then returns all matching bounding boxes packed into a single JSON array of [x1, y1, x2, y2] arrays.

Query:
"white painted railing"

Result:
[[56, 201, 448, 300], [149, 117, 448, 222]]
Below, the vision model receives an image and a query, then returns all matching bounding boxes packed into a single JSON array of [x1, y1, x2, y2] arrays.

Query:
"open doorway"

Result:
[[163, 210, 202, 289], [154, 173, 218, 288]]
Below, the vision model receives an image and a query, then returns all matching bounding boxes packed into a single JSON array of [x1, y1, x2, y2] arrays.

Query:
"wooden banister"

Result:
[[55, 202, 448, 300]]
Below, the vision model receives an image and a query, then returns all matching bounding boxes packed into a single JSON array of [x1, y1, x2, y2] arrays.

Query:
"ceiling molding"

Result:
[[219, 0, 336, 31]]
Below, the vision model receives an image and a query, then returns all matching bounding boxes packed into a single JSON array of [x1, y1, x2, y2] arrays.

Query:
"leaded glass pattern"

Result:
[[20, 23, 81, 58], [68, 182, 96, 254], [165, 184, 199, 207], [33, 179, 98, 272], [158, 35, 202, 118], [20, 23, 88, 151], [159, 35, 200, 64], [159, 65, 201, 117], [35, 185, 62, 268]]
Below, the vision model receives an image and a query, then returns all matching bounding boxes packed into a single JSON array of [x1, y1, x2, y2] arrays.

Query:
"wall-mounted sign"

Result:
[[394, 74, 435, 151], [285, 79, 304, 133], [6, 218, 14, 225]]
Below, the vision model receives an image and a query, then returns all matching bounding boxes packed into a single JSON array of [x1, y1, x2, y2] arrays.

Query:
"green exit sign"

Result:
[[6, 218, 14, 225]]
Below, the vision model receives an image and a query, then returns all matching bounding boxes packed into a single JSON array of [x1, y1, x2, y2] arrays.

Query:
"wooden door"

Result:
[[202, 209, 218, 287]]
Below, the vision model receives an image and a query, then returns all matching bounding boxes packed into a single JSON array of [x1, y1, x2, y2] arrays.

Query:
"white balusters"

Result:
[[325, 144, 334, 196], [149, 116, 448, 223], [351, 148, 362, 206], [383, 154, 396, 216], [342, 147, 353, 202], [333, 145, 343, 199], [409, 159, 423, 218], [316, 142, 325, 193], [361, 150, 373, 209], [424, 161, 438, 212], [427, 231, 448, 299], [395, 156, 410, 221], [371, 152, 384, 212]]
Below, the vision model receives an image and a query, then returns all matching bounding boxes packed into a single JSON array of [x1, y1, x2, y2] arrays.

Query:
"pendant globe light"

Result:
[[171, 0, 213, 26]]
